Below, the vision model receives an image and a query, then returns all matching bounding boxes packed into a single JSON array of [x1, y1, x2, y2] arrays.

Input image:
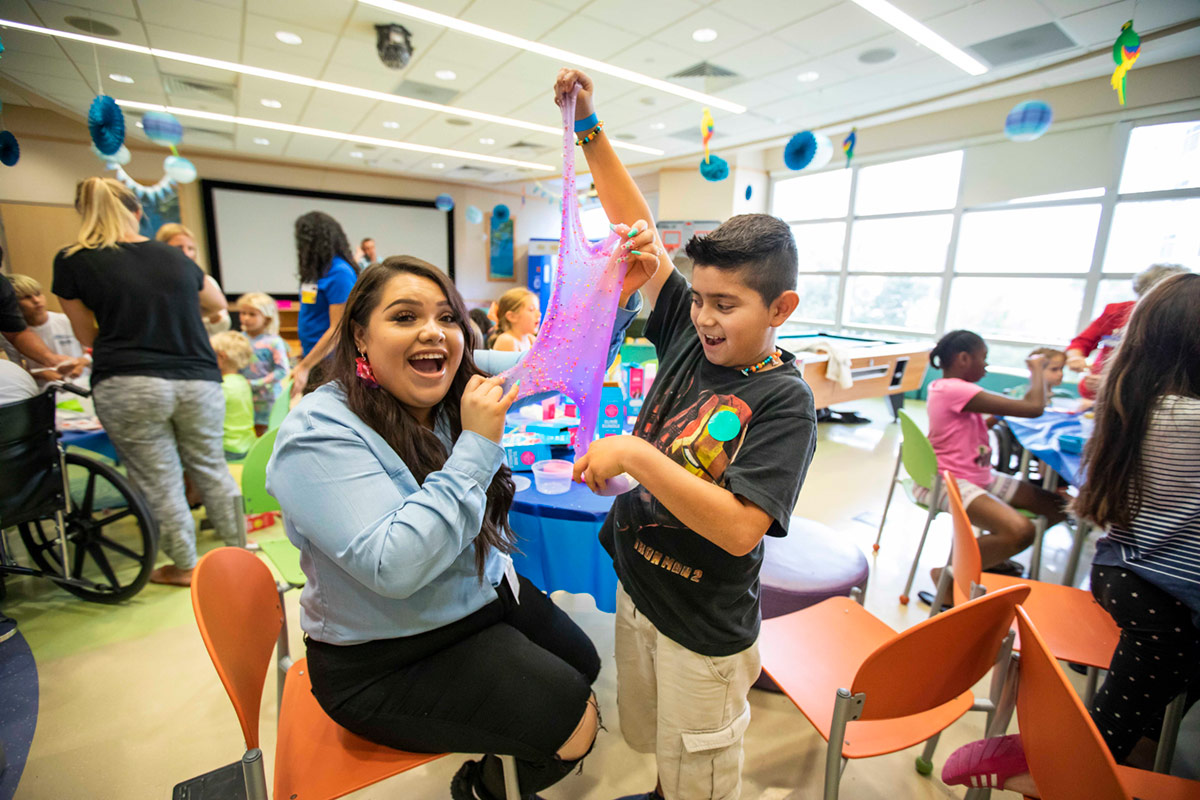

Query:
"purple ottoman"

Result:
[[754, 517, 870, 691]]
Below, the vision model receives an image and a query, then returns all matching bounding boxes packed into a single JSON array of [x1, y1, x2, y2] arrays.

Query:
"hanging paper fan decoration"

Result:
[[90, 143, 131, 165], [698, 154, 728, 182], [0, 131, 19, 167], [842, 128, 857, 168], [784, 131, 818, 171], [745, 185, 752, 201], [465, 205, 483, 224], [435, 193, 454, 211], [111, 165, 176, 203], [492, 203, 510, 223], [88, 95, 125, 156], [142, 111, 183, 148], [164, 154, 197, 183], [1004, 101, 1053, 142], [1111, 20, 1141, 106], [808, 133, 834, 170]]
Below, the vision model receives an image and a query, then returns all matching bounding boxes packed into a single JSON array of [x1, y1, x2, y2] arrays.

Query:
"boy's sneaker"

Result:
[[0, 612, 17, 644]]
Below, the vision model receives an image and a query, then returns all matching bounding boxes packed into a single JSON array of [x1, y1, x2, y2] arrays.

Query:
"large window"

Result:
[[771, 117, 1200, 368]]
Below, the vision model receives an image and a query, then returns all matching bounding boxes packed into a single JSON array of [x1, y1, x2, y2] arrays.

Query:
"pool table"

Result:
[[778, 332, 932, 416]]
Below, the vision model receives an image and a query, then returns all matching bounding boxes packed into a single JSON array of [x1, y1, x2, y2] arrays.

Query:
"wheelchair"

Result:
[[0, 383, 158, 603]]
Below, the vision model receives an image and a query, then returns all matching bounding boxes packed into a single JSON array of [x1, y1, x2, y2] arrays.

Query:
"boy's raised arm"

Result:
[[555, 68, 674, 310]]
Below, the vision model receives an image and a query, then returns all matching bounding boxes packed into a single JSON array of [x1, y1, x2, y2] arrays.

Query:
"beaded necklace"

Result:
[[739, 348, 782, 376]]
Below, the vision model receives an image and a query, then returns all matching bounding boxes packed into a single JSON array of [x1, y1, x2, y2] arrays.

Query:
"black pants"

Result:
[[1090, 565, 1200, 762], [306, 574, 600, 796]]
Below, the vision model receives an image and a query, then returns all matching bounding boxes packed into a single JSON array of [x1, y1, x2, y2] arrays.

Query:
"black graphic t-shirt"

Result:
[[599, 270, 817, 656]]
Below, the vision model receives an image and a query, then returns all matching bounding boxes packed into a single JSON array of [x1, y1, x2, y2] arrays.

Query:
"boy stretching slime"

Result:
[[557, 70, 818, 800]]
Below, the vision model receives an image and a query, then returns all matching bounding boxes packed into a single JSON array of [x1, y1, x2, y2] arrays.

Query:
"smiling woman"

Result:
[[265, 257, 602, 800]]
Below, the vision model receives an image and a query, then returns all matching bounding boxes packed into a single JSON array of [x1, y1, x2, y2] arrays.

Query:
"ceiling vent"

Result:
[[968, 23, 1076, 68], [393, 79, 459, 106], [504, 140, 553, 155], [163, 74, 237, 105], [64, 16, 121, 37], [667, 61, 743, 95], [450, 164, 495, 177]]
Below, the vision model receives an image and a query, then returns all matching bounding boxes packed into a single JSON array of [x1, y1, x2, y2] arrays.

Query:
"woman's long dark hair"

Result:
[[1075, 273, 1200, 530], [295, 211, 357, 284], [323, 256, 517, 578]]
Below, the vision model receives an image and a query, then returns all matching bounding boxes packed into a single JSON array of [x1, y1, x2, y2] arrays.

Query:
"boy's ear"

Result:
[[768, 290, 800, 328]]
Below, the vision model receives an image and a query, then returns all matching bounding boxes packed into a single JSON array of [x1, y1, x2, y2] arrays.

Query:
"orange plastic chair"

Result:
[[759, 582, 1031, 800], [189, 546, 447, 800], [936, 471, 1119, 673], [1015, 606, 1200, 800]]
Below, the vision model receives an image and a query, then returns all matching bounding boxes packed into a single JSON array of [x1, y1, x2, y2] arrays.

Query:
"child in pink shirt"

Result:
[[918, 330, 1066, 574]]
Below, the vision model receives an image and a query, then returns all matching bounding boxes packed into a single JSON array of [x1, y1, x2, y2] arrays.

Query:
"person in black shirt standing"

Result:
[[53, 177, 243, 587], [558, 70, 817, 800]]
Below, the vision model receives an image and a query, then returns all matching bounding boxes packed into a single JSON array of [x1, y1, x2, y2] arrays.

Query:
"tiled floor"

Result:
[[3, 397, 1196, 799]]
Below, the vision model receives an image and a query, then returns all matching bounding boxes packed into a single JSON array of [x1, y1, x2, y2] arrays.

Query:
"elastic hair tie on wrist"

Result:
[[574, 112, 599, 133]]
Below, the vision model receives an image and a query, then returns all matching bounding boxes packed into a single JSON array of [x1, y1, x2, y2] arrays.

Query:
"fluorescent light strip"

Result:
[[0, 19, 664, 156], [115, 100, 557, 171], [357, 0, 748, 114], [848, 0, 988, 76]]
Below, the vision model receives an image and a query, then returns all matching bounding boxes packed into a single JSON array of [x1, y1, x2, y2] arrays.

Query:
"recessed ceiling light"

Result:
[[431, 162, 445, 169], [0, 17, 667, 155], [479, 137, 495, 145], [115, 100, 559, 172], [275, 31, 303, 45], [649, 122, 665, 130], [692, 28, 717, 43], [253, 137, 270, 145], [847, 0, 987, 75], [434, 69, 457, 81], [109, 73, 134, 84], [350, 151, 364, 158], [260, 98, 282, 108], [796, 71, 820, 83], [383, 121, 400, 129]]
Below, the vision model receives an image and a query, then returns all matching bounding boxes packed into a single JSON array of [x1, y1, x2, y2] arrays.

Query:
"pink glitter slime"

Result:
[[499, 85, 627, 458]]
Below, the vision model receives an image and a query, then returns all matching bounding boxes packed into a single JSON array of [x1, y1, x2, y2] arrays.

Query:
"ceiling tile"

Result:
[[282, 134, 340, 161], [356, 105, 438, 138], [234, 127, 287, 155], [776, 3, 891, 58], [708, 0, 838, 31], [145, 25, 240, 61], [1056, 0, 1200, 48], [295, 90, 375, 129], [243, 13, 340, 62], [28, 0, 148, 44], [650, 8, 761, 59], [710, 35, 808, 79], [29, 0, 140, 21], [926, 0, 1053, 45], [459, 0, 572, 40], [137, 0, 243, 40], [235, 74, 312, 120], [320, 62, 405, 93], [489, 51, 561, 88], [715, 76, 791, 109], [1036, 0, 1115, 15], [411, 30, 520, 72], [542, 14, 637, 60], [584, 0, 705, 35], [0, 27, 69, 59], [244, 0, 355, 31], [0, 49, 83, 81], [241, 44, 329, 80], [604, 40, 700, 80]]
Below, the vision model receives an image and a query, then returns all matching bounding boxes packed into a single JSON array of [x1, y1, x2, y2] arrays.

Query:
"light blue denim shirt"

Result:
[[266, 292, 642, 645]]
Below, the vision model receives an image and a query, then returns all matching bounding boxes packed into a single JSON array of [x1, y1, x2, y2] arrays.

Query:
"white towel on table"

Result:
[[792, 338, 854, 389]]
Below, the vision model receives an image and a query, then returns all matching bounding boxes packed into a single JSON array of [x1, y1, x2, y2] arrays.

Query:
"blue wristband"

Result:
[[574, 112, 599, 133]]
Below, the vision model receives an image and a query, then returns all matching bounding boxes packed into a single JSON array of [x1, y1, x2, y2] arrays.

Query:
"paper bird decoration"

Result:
[[1111, 20, 1141, 106], [842, 127, 857, 168], [701, 107, 715, 163]]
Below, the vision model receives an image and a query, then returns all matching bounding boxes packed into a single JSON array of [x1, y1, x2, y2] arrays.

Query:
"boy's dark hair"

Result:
[[930, 329, 985, 370], [684, 214, 798, 305]]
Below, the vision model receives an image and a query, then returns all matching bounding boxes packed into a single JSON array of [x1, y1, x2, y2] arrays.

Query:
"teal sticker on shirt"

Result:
[[707, 409, 741, 442]]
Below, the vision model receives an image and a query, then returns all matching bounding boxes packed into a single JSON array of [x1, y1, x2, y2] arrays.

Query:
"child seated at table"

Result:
[[557, 68, 817, 800], [209, 331, 257, 461], [1011, 347, 1065, 406], [919, 330, 1066, 576], [235, 292, 290, 435]]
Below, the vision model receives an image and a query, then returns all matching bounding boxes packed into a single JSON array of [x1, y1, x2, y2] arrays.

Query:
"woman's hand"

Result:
[[612, 220, 661, 303], [555, 68, 594, 120], [289, 364, 310, 399], [461, 374, 519, 443]]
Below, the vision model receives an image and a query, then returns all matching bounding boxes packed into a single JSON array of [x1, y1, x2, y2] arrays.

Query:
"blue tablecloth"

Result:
[[1003, 411, 1087, 486], [59, 428, 119, 463], [509, 478, 617, 613]]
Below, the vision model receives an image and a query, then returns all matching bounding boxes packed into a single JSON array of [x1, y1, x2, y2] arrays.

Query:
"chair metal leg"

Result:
[[874, 451, 903, 553], [275, 583, 293, 725], [500, 754, 521, 800], [1063, 519, 1090, 587], [986, 632, 1016, 733], [915, 731, 940, 775], [1084, 666, 1100, 707], [928, 564, 954, 619], [242, 748, 268, 800], [1028, 516, 1047, 582], [1154, 692, 1186, 774], [987, 653, 1020, 738], [235, 494, 248, 548], [824, 689, 865, 800], [901, 477, 942, 604]]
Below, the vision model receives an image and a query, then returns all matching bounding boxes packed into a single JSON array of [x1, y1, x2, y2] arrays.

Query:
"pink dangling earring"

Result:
[[355, 351, 380, 388]]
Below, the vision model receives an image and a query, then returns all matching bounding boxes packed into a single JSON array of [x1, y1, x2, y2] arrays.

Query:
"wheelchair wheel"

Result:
[[17, 452, 158, 604]]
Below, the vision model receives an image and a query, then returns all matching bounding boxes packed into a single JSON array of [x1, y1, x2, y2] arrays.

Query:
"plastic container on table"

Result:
[[532, 459, 573, 495]]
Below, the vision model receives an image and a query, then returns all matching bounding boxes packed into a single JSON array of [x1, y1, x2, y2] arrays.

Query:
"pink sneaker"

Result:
[[942, 734, 1028, 790]]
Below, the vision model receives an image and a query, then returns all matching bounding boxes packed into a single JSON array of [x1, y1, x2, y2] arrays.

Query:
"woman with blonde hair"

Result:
[[487, 287, 540, 352], [53, 176, 243, 587], [156, 222, 230, 334]]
